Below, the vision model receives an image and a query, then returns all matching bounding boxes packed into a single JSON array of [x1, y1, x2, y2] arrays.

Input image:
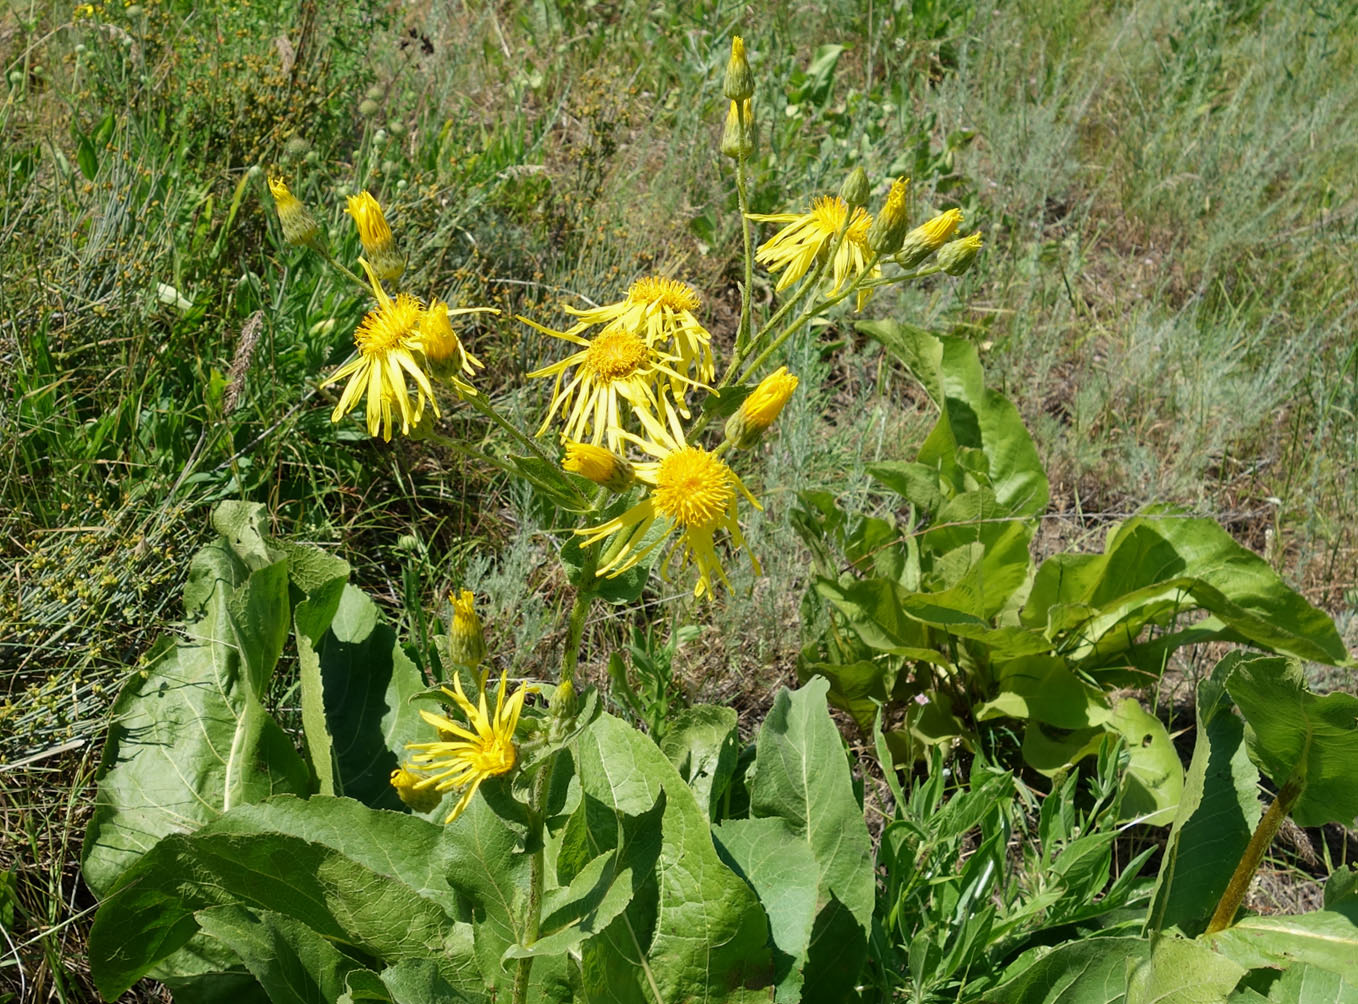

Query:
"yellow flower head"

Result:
[[721, 99, 755, 160], [560, 276, 715, 410], [389, 767, 443, 812], [563, 440, 634, 492], [523, 314, 697, 450], [575, 428, 763, 599], [867, 177, 910, 255], [728, 366, 798, 448], [448, 589, 486, 670], [748, 196, 880, 310], [402, 671, 530, 823], [897, 207, 964, 268], [416, 298, 487, 392], [346, 190, 404, 280], [320, 258, 436, 441], [724, 35, 754, 102], [268, 175, 321, 249]]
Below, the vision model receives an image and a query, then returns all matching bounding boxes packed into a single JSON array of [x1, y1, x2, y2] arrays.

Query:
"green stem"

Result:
[[1205, 773, 1305, 935], [424, 429, 515, 479], [561, 557, 598, 688], [734, 119, 754, 355], [511, 764, 551, 1004], [320, 249, 369, 291]]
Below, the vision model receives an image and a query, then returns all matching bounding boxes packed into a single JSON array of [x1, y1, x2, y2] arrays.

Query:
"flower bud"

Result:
[[419, 299, 482, 384], [867, 177, 910, 254], [896, 207, 963, 269], [726, 367, 798, 449], [562, 440, 634, 493], [389, 767, 442, 812], [723, 35, 754, 102], [937, 231, 983, 275], [839, 166, 871, 210], [447, 589, 486, 670], [345, 190, 404, 280], [720, 99, 755, 160], [267, 175, 323, 251], [548, 679, 577, 741]]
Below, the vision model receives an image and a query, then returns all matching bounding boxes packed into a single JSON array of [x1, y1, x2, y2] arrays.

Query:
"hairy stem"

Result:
[[1205, 773, 1304, 935], [511, 764, 551, 1004]]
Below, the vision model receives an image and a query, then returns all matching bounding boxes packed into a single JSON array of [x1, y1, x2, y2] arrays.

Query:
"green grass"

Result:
[[2, 0, 1355, 998]]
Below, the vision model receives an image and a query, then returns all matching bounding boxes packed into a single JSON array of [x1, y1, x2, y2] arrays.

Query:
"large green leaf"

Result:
[[1225, 654, 1358, 826], [195, 905, 358, 1004], [858, 321, 1049, 519], [300, 583, 430, 810], [87, 796, 475, 999], [571, 713, 772, 1002], [82, 504, 312, 897], [746, 678, 874, 1002], [1206, 907, 1358, 984], [988, 935, 1149, 1002], [1126, 937, 1245, 1003], [1231, 963, 1358, 1003], [1107, 699, 1183, 825], [1147, 654, 1260, 937], [1022, 512, 1351, 670], [658, 705, 740, 819]]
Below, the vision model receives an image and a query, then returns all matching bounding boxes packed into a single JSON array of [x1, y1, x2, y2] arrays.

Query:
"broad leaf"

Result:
[[83, 504, 311, 897], [195, 905, 357, 1004], [989, 935, 1149, 1002], [1126, 937, 1245, 1003], [1148, 653, 1260, 937], [1206, 906, 1358, 984], [658, 705, 740, 819], [1225, 654, 1358, 826]]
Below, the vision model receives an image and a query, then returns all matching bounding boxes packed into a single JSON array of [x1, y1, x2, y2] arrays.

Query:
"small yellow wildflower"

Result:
[[320, 258, 435, 441], [345, 190, 404, 280], [748, 196, 880, 310], [416, 298, 489, 393], [563, 440, 635, 492], [867, 177, 910, 255], [389, 767, 443, 812], [897, 207, 964, 269], [727, 367, 798, 448], [267, 175, 322, 250], [575, 428, 762, 599], [523, 317, 696, 449], [402, 671, 530, 823], [724, 35, 754, 102]]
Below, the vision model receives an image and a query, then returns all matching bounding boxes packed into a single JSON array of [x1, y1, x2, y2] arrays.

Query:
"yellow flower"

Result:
[[402, 671, 530, 823], [321, 258, 435, 441], [937, 231, 984, 275], [447, 589, 486, 671], [268, 175, 322, 250], [575, 428, 762, 599], [523, 317, 697, 449], [724, 35, 754, 101], [721, 99, 755, 160], [389, 767, 443, 812], [727, 366, 798, 448], [415, 298, 489, 393], [563, 440, 634, 492], [561, 276, 715, 411], [897, 207, 964, 269], [748, 196, 880, 310], [345, 190, 404, 280], [867, 177, 910, 255]]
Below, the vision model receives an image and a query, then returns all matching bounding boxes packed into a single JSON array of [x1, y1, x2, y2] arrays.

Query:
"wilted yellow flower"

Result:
[[937, 231, 984, 275], [415, 298, 488, 393], [402, 672, 530, 823], [523, 316, 696, 449], [727, 367, 798, 448], [867, 177, 910, 255], [748, 196, 880, 310], [575, 428, 762, 599], [563, 440, 634, 492], [268, 175, 322, 250], [447, 589, 486, 670], [320, 258, 435, 441], [389, 767, 443, 812], [897, 207, 963, 269], [345, 190, 404, 280], [723, 35, 754, 102]]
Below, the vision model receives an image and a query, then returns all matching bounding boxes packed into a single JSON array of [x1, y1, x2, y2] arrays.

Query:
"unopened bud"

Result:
[[937, 231, 983, 275], [726, 367, 798, 448], [562, 440, 634, 492], [389, 768, 442, 813], [419, 299, 482, 384], [896, 207, 963, 269], [345, 190, 404, 280], [447, 589, 486, 669], [723, 36, 754, 102], [267, 175, 323, 251], [720, 99, 755, 160], [839, 166, 871, 210], [867, 177, 910, 254]]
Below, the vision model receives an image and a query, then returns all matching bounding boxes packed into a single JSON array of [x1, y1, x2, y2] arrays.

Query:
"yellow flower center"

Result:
[[356, 295, 422, 355], [810, 196, 871, 245], [653, 446, 734, 529], [628, 276, 700, 313], [468, 736, 517, 776], [584, 328, 648, 381]]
